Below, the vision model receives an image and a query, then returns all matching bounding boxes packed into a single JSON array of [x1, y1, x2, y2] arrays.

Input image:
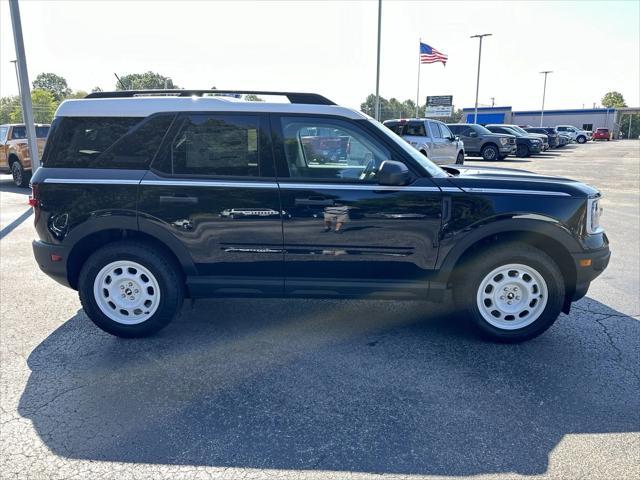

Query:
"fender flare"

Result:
[[436, 218, 581, 283]]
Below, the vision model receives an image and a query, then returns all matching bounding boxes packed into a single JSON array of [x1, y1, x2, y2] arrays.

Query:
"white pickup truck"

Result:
[[556, 125, 591, 144], [383, 118, 465, 165]]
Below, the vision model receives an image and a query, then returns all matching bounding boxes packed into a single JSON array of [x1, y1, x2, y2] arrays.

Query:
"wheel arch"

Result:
[[7, 153, 20, 166], [481, 142, 499, 152], [66, 227, 195, 290], [440, 221, 579, 301]]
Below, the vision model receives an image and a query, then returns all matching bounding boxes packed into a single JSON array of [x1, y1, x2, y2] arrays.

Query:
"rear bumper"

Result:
[[32, 240, 72, 288], [570, 246, 611, 301]]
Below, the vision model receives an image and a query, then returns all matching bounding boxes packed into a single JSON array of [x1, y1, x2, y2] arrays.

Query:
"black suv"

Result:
[[524, 127, 560, 149], [485, 125, 544, 157], [30, 90, 610, 342], [447, 123, 516, 161]]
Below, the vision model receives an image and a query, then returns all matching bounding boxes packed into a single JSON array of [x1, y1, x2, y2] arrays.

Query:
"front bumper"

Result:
[[32, 240, 72, 288], [570, 245, 611, 301], [529, 143, 543, 153]]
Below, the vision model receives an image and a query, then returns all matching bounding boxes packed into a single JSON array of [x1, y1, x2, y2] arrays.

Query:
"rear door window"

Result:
[[429, 122, 443, 138], [166, 114, 264, 177], [42, 116, 174, 169]]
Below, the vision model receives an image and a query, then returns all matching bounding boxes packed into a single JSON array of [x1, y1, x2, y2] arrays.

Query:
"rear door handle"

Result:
[[159, 195, 198, 204]]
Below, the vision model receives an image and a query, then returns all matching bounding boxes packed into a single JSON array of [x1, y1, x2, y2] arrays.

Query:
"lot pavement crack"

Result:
[[594, 315, 640, 385]]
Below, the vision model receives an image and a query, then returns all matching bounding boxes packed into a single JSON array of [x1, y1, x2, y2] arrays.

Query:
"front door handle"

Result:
[[295, 197, 334, 207], [160, 195, 198, 205]]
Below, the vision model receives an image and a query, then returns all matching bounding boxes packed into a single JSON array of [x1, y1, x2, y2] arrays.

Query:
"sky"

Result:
[[1, 0, 639, 112]]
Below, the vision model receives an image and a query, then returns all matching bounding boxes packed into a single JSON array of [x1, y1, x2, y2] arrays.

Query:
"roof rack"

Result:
[[84, 90, 336, 105]]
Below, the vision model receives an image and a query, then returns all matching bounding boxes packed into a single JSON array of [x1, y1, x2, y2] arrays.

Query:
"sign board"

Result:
[[425, 105, 453, 117], [426, 95, 453, 107]]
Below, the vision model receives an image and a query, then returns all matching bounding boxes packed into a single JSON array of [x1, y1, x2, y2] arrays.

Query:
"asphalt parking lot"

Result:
[[1, 141, 638, 480]]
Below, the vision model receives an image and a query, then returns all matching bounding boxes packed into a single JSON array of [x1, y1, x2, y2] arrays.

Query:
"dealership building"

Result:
[[460, 106, 622, 134]]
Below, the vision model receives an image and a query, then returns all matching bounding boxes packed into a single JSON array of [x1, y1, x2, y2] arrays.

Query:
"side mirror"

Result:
[[378, 160, 411, 186], [469, 131, 478, 138]]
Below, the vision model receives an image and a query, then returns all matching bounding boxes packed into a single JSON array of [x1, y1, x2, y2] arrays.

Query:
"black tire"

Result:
[[10, 160, 30, 188], [498, 154, 508, 161], [481, 144, 499, 161], [577, 135, 587, 144], [78, 241, 184, 338], [456, 151, 465, 165], [454, 242, 565, 343], [516, 144, 530, 157]]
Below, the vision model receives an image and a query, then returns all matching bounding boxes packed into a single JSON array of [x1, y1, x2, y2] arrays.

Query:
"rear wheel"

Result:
[[516, 144, 530, 157], [454, 242, 565, 342], [11, 160, 30, 188], [481, 144, 499, 161], [456, 151, 465, 164], [78, 241, 184, 338]]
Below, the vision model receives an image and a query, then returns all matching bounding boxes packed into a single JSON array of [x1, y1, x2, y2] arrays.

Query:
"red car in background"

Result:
[[593, 128, 610, 141]]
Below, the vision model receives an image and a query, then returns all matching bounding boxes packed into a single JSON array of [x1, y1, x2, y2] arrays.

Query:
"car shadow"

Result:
[[18, 297, 639, 476], [0, 177, 30, 195], [466, 157, 532, 163]]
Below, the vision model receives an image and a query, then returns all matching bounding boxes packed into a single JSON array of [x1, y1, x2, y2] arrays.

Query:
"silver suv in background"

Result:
[[384, 118, 465, 165]]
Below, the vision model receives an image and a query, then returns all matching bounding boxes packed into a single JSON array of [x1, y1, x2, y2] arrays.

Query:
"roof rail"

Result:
[[84, 90, 336, 105]]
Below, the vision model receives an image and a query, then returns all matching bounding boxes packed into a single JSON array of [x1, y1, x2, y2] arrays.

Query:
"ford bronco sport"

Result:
[[30, 90, 610, 342]]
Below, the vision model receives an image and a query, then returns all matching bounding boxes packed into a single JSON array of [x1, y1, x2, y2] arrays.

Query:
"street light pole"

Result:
[[10, 60, 21, 97], [374, 0, 382, 120], [9, 0, 40, 170], [470, 33, 491, 124], [540, 70, 552, 127]]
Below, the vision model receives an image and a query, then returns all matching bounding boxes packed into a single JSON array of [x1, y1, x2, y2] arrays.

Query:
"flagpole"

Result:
[[416, 39, 421, 117]]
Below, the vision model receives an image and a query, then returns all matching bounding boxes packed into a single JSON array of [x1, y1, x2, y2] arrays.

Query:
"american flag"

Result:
[[420, 42, 448, 65]]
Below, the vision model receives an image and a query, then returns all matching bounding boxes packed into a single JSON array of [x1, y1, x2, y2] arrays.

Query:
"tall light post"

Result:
[[539, 70, 552, 127], [374, 0, 382, 120], [9, 0, 40, 170], [10, 60, 21, 96], [470, 33, 491, 124]]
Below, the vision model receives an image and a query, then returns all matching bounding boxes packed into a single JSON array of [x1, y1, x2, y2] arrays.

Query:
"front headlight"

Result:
[[499, 137, 508, 145], [531, 138, 541, 144], [586, 197, 603, 234]]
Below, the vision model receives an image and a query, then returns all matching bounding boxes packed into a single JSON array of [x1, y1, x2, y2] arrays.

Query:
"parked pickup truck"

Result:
[[383, 118, 465, 165], [447, 123, 516, 160], [0, 123, 50, 187]]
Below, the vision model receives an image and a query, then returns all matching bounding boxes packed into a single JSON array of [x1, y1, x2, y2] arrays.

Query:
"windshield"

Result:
[[472, 124, 493, 135], [509, 125, 530, 135], [367, 119, 447, 178]]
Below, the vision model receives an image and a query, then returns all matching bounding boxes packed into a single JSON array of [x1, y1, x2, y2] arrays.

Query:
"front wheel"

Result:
[[456, 151, 465, 164], [454, 243, 565, 342], [481, 144, 499, 161], [11, 161, 30, 188], [78, 241, 184, 338], [577, 135, 587, 144], [516, 144, 530, 157]]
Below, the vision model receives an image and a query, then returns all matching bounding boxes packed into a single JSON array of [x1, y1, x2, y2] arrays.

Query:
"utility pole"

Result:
[[539, 70, 552, 127], [9, 0, 39, 170], [490, 97, 495, 108], [10, 60, 21, 96], [470, 33, 491, 124], [374, 0, 382, 120]]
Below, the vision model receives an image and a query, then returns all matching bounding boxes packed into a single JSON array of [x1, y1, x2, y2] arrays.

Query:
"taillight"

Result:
[[28, 183, 39, 208]]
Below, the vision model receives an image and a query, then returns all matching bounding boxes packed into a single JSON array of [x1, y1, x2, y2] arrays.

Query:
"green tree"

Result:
[[91, 86, 103, 93], [32, 72, 71, 101], [619, 113, 640, 139], [30, 89, 58, 123], [244, 94, 264, 102], [0, 96, 22, 124], [116, 71, 178, 90], [601, 91, 627, 108]]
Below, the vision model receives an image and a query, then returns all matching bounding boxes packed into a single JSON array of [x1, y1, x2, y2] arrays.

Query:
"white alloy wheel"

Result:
[[476, 263, 548, 330], [93, 261, 161, 325]]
